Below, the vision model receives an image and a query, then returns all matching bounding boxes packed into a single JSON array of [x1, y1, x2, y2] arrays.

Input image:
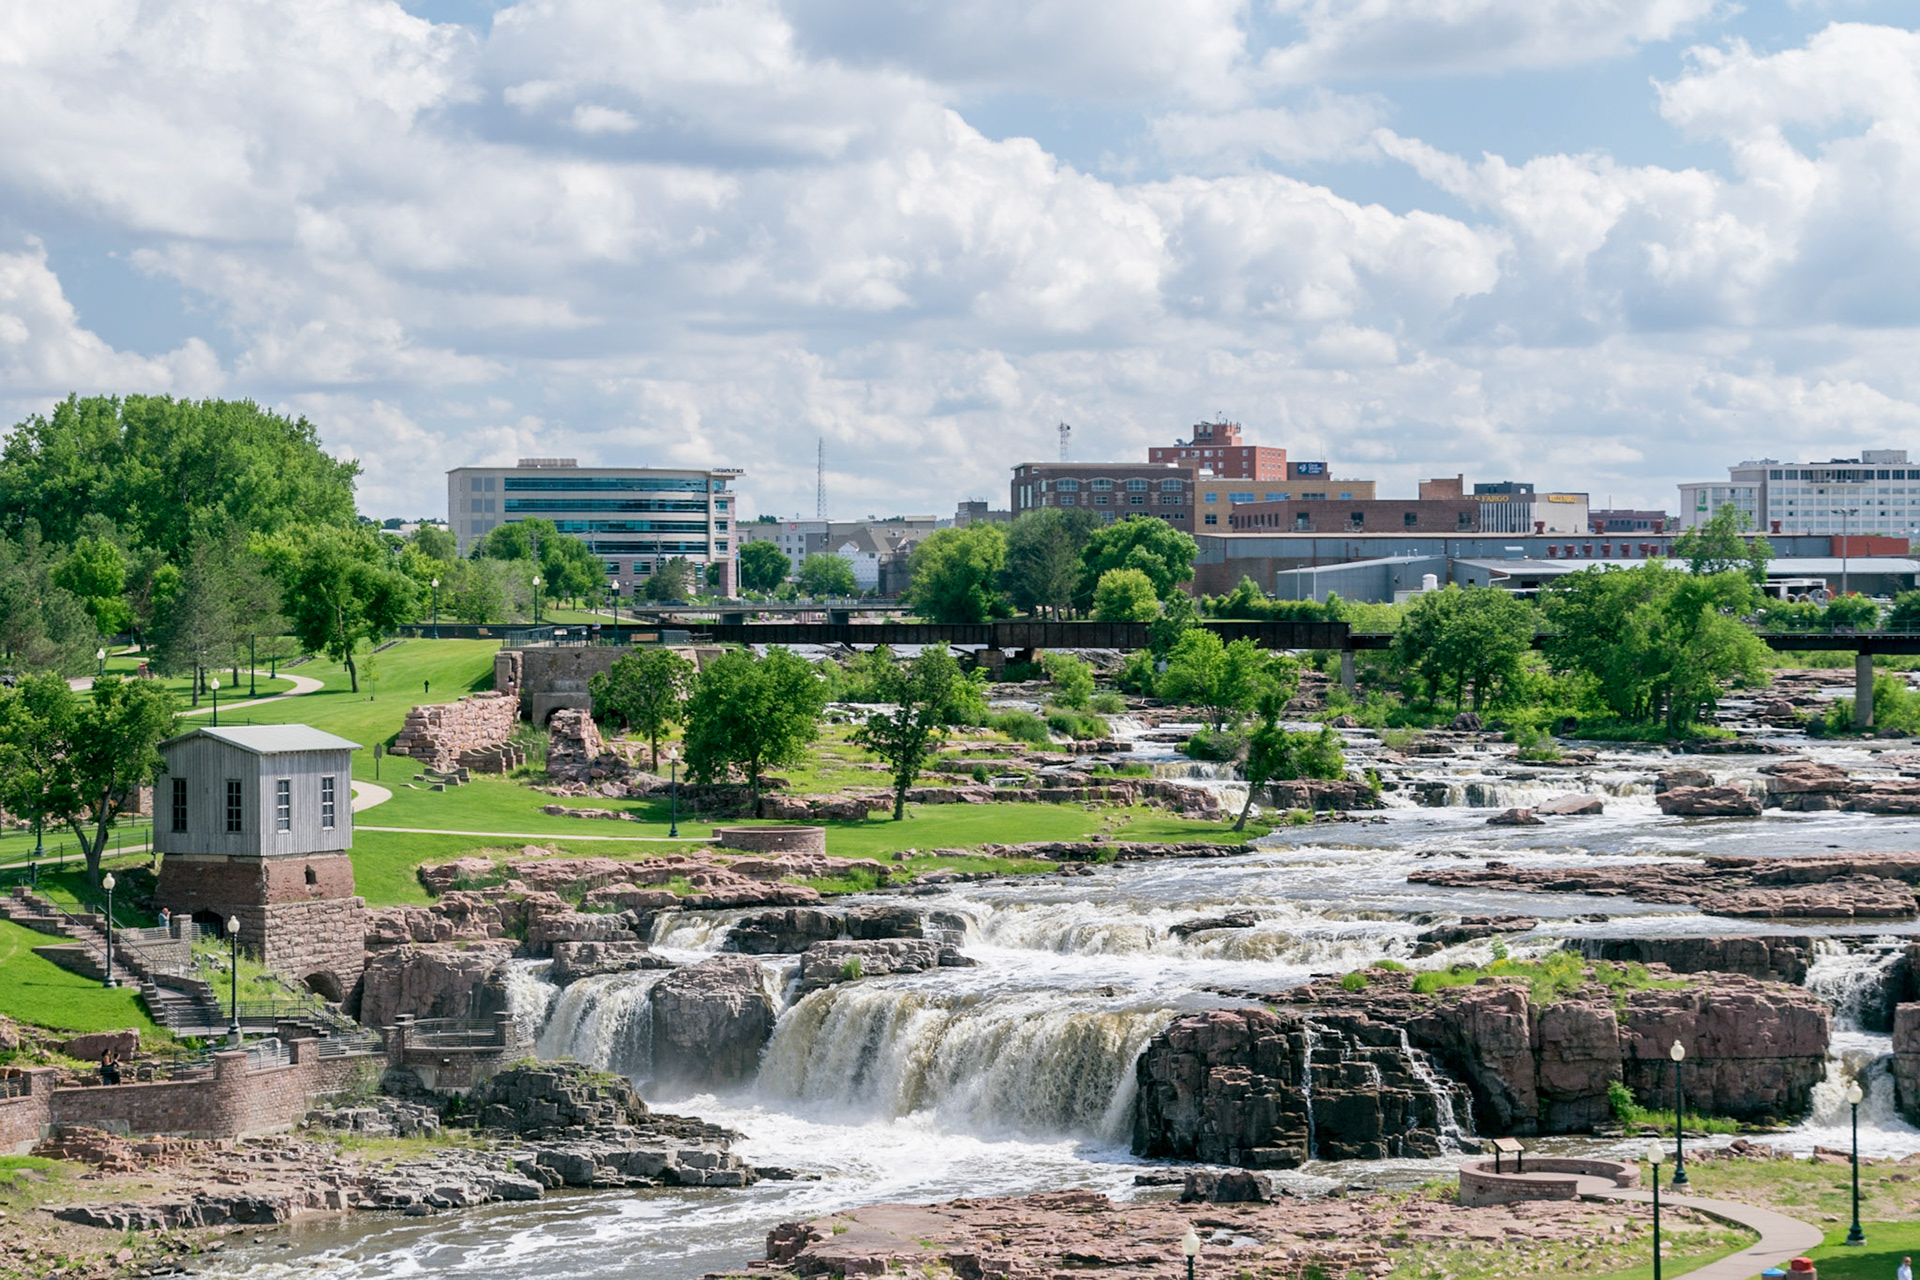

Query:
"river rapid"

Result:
[[209, 723, 1920, 1280]]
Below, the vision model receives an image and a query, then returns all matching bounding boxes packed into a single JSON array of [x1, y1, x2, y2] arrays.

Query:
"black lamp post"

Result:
[[227, 914, 242, 1044], [1181, 1228, 1200, 1280], [249, 634, 256, 697], [669, 753, 680, 838], [1646, 1140, 1665, 1280], [1846, 1078, 1867, 1246], [101, 872, 117, 987], [96, 646, 105, 679], [1669, 1040, 1689, 1187], [210, 676, 221, 727], [431, 577, 440, 639]]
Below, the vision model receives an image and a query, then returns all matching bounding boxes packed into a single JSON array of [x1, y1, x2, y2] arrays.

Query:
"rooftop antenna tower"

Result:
[[1058, 421, 1072, 462], [816, 437, 827, 519]]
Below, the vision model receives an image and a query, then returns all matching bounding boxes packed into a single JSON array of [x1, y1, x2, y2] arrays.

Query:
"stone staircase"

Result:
[[1, 886, 226, 1033]]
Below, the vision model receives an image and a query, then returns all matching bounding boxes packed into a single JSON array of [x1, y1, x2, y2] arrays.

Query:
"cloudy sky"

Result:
[[4, 1, 1919, 521]]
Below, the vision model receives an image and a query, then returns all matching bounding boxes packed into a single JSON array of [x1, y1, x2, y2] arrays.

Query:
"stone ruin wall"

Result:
[[391, 691, 520, 771]]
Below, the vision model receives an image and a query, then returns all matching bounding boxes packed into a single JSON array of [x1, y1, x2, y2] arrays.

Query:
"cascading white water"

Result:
[[535, 969, 667, 1077], [1398, 1029, 1469, 1153], [1805, 939, 1903, 1030], [755, 980, 1173, 1144], [951, 896, 1417, 968], [1299, 1019, 1320, 1160], [502, 958, 559, 1045], [1790, 1033, 1920, 1157]]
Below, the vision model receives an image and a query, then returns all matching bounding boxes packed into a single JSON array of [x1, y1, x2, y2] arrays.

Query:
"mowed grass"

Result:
[[0, 918, 160, 1035], [1807, 1221, 1920, 1279]]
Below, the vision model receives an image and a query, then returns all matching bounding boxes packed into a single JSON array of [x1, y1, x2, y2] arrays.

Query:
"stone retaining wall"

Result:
[[1457, 1158, 1637, 1207], [41, 1041, 381, 1139], [713, 826, 827, 855], [0, 1070, 56, 1153], [391, 692, 519, 771]]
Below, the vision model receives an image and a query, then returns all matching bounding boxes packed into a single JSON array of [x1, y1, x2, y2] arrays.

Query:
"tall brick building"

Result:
[[154, 726, 367, 1005], [1148, 419, 1287, 480]]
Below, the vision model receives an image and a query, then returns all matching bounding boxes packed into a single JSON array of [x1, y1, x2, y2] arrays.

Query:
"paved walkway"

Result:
[[175, 671, 324, 716], [357, 824, 713, 843], [1568, 1174, 1823, 1278], [350, 782, 393, 812]]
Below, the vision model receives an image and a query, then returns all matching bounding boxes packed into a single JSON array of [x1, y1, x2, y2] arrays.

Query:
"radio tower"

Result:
[[816, 437, 827, 519], [1058, 421, 1072, 462]]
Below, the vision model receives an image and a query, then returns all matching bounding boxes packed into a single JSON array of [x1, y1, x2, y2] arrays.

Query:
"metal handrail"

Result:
[[12, 890, 195, 981]]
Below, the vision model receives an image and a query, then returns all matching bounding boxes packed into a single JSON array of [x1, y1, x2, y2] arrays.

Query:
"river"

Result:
[[206, 725, 1920, 1279]]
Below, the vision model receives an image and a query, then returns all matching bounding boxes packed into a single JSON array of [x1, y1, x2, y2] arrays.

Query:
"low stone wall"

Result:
[[1457, 1157, 1637, 1207], [43, 1041, 380, 1139], [1895, 1003, 1920, 1126], [0, 1070, 57, 1153], [391, 692, 519, 771], [713, 826, 827, 855]]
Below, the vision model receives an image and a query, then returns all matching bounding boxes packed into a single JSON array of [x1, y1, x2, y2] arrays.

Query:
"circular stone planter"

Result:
[[711, 825, 827, 855]]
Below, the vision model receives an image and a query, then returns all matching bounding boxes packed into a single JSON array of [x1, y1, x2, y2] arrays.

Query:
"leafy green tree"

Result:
[[1149, 587, 1200, 656], [1041, 652, 1095, 708], [738, 540, 790, 594], [797, 552, 857, 598], [540, 533, 605, 607], [1390, 586, 1536, 711], [0, 395, 359, 558], [1004, 508, 1099, 618], [590, 648, 695, 765], [0, 525, 96, 675], [1076, 516, 1196, 610], [408, 523, 460, 564], [1888, 590, 1920, 633], [451, 559, 512, 624], [908, 525, 1008, 623], [471, 519, 545, 563], [1237, 702, 1345, 831], [60, 676, 177, 885], [281, 529, 420, 692], [1822, 594, 1881, 630], [1670, 504, 1772, 582], [1159, 630, 1299, 730], [646, 556, 696, 602], [52, 534, 132, 638], [0, 674, 79, 857], [1092, 567, 1159, 621], [1544, 562, 1769, 732], [149, 541, 235, 701], [683, 647, 828, 815], [851, 646, 964, 819]]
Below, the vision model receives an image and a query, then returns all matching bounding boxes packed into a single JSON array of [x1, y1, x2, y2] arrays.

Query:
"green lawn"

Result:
[[1804, 1222, 1920, 1279], [0, 919, 161, 1037]]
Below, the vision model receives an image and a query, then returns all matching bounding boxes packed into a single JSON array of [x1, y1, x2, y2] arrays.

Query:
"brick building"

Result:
[[1148, 419, 1287, 480], [1590, 509, 1671, 535], [154, 726, 368, 1004], [1193, 473, 1377, 528], [1010, 462, 1196, 528], [1227, 498, 1480, 534]]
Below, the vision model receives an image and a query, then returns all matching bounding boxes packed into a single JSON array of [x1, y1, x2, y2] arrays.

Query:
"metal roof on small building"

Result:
[[160, 725, 362, 755]]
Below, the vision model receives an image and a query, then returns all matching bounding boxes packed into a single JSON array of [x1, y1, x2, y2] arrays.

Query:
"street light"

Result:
[[1669, 1040, 1688, 1186], [532, 574, 542, 624], [431, 577, 440, 639], [669, 751, 680, 838], [1645, 1140, 1666, 1280], [1846, 1078, 1867, 1246], [101, 872, 117, 988], [1180, 1227, 1201, 1280], [209, 676, 220, 727], [227, 915, 241, 1044], [1832, 507, 1861, 599], [249, 633, 256, 698], [96, 646, 105, 678]]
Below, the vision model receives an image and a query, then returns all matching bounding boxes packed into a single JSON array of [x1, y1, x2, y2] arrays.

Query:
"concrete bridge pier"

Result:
[[1857, 652, 1875, 729], [1340, 650, 1356, 693]]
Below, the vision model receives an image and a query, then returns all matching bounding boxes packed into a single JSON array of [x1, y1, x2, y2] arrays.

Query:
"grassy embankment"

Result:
[[0, 919, 161, 1040]]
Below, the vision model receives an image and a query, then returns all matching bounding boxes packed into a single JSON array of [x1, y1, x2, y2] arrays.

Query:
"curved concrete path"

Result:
[[175, 670, 324, 717], [1560, 1173, 1824, 1278], [350, 781, 393, 812], [357, 823, 712, 843]]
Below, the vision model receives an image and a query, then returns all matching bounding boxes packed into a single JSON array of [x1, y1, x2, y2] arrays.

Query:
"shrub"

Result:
[[1183, 727, 1245, 761], [970, 763, 990, 784], [1340, 971, 1370, 992], [836, 956, 865, 982], [1089, 691, 1127, 714], [986, 710, 1049, 744], [1041, 653, 1095, 709], [1044, 706, 1107, 740], [1372, 959, 1409, 972]]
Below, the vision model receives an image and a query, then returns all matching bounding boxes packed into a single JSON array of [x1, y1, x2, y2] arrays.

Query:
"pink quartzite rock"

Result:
[[358, 941, 516, 1029], [1654, 785, 1763, 817]]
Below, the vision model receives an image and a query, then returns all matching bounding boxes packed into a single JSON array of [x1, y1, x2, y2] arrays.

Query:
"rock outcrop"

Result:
[[796, 939, 973, 992], [1894, 1003, 1920, 1127], [1654, 785, 1763, 817], [1574, 936, 1813, 984], [358, 941, 516, 1028], [548, 941, 674, 984], [648, 956, 776, 1088], [390, 692, 519, 772], [724, 908, 842, 955]]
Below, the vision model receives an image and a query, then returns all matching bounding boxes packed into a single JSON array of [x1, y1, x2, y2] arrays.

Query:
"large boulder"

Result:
[[548, 941, 675, 985], [1619, 978, 1829, 1121], [1654, 769, 1713, 793], [1536, 794, 1604, 817], [648, 956, 776, 1088], [724, 908, 842, 955], [796, 939, 973, 992], [59, 1030, 140, 1064], [843, 905, 923, 940], [1654, 786, 1763, 817], [1265, 779, 1381, 811], [468, 1061, 648, 1138], [526, 910, 639, 954], [1894, 1003, 1920, 1127], [358, 942, 516, 1028], [1699, 878, 1919, 920]]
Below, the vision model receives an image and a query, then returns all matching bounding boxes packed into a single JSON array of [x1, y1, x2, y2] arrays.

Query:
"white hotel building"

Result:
[[1679, 450, 1920, 538], [448, 459, 742, 596]]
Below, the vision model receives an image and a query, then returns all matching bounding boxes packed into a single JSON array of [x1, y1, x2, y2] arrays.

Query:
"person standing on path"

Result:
[[1897, 1256, 1912, 1280]]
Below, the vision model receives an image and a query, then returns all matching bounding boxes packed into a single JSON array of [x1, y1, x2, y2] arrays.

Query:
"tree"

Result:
[[1888, 590, 1920, 633], [450, 558, 511, 624], [590, 648, 695, 765], [797, 552, 857, 598], [540, 533, 604, 607], [149, 541, 236, 701], [52, 534, 132, 638], [851, 646, 964, 819], [1390, 586, 1536, 711], [470, 518, 545, 564], [1237, 700, 1345, 831], [59, 676, 178, 885], [739, 540, 790, 594], [1544, 562, 1769, 732], [0, 395, 359, 559], [282, 528, 420, 692], [908, 525, 1008, 623], [0, 525, 95, 674], [646, 556, 696, 602], [683, 647, 828, 815], [0, 674, 79, 857], [1004, 508, 1099, 618], [1092, 567, 1159, 621], [1671, 504, 1772, 582], [1076, 516, 1196, 610], [1158, 630, 1298, 730], [1041, 652, 1095, 708]]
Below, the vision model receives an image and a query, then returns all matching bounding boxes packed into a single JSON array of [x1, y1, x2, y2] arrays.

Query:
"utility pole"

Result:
[[816, 437, 827, 520]]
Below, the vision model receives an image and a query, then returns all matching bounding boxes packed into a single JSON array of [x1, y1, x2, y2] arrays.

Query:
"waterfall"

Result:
[[536, 970, 670, 1077], [755, 982, 1174, 1144], [1399, 1029, 1469, 1153], [503, 959, 559, 1046], [1805, 939, 1904, 1031], [1299, 1019, 1320, 1160]]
